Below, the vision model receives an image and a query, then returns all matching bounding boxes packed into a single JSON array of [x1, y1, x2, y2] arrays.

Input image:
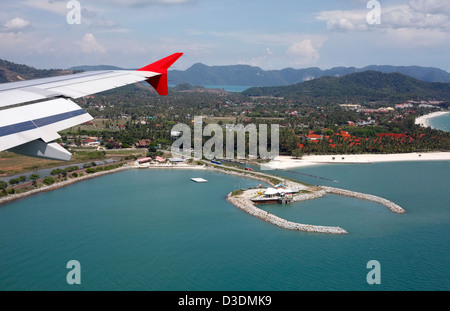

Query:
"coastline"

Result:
[[415, 111, 450, 128], [2, 153, 446, 206], [0, 158, 408, 235], [262, 152, 450, 169], [0, 165, 131, 206], [0, 162, 209, 206], [2, 151, 448, 203]]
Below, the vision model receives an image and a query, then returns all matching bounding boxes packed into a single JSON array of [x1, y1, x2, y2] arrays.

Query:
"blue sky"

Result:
[[1, 0, 449, 71]]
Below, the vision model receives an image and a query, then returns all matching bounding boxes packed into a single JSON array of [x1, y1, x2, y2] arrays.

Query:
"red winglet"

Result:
[[137, 52, 183, 95]]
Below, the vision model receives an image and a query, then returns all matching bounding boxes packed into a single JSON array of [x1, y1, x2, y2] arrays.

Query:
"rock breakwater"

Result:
[[321, 186, 405, 214], [226, 193, 348, 234]]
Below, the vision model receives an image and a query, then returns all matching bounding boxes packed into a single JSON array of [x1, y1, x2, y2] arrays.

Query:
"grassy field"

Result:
[[0, 148, 147, 177], [60, 118, 129, 132], [0, 152, 62, 177]]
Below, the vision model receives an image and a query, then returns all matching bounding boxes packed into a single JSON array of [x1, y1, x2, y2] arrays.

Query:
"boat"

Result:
[[190, 178, 208, 183]]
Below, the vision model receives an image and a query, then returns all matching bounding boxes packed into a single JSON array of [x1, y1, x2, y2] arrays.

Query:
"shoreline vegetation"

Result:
[[3, 152, 445, 234], [0, 163, 130, 206]]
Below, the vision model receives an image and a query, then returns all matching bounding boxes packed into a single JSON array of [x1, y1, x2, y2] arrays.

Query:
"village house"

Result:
[[305, 131, 323, 141], [135, 139, 152, 148]]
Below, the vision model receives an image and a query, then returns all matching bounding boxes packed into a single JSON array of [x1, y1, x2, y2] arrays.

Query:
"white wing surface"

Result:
[[0, 53, 183, 161]]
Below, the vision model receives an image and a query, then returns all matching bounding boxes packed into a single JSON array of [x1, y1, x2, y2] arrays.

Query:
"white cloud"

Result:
[[78, 33, 106, 54], [24, 0, 67, 16], [238, 48, 275, 68], [205, 30, 327, 68], [2, 17, 31, 32], [408, 0, 450, 15], [286, 39, 320, 66], [327, 17, 367, 32], [318, 3, 450, 32], [317, 9, 368, 32], [383, 6, 450, 30]]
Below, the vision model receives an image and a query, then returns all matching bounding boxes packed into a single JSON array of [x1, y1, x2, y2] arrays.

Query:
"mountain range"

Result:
[[167, 63, 450, 87], [66, 62, 450, 87], [1, 58, 449, 102], [2, 57, 449, 87]]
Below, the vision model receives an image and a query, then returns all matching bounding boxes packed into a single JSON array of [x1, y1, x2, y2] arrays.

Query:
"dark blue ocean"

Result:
[[0, 160, 449, 291]]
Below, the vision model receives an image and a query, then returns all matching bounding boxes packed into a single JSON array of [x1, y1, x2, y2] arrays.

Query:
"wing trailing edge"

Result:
[[0, 53, 183, 161], [10, 140, 73, 162]]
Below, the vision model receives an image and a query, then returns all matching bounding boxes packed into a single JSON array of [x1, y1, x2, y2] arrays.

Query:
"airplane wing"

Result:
[[0, 52, 183, 161]]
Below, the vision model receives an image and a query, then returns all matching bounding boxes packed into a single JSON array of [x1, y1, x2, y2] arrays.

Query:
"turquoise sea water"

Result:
[[0, 161, 449, 291], [428, 112, 450, 132]]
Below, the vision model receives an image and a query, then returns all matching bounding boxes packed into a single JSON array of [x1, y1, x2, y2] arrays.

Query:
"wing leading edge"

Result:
[[0, 53, 183, 161]]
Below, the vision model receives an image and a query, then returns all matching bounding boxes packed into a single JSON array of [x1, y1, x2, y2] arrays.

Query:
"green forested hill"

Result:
[[0, 59, 75, 83], [242, 71, 450, 102]]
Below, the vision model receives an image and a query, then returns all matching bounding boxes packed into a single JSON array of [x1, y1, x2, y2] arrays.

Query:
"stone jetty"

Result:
[[226, 193, 348, 234], [321, 186, 405, 214], [226, 180, 405, 234]]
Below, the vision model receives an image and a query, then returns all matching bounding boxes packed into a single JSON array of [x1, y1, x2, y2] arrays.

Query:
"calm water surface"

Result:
[[0, 162, 449, 291], [428, 112, 450, 132]]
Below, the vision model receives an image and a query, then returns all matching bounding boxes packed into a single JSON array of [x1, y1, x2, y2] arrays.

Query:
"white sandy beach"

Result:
[[262, 152, 450, 169], [415, 111, 450, 128]]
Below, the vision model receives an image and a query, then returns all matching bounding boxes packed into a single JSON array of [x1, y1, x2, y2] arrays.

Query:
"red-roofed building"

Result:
[[155, 156, 166, 163], [306, 134, 323, 141]]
